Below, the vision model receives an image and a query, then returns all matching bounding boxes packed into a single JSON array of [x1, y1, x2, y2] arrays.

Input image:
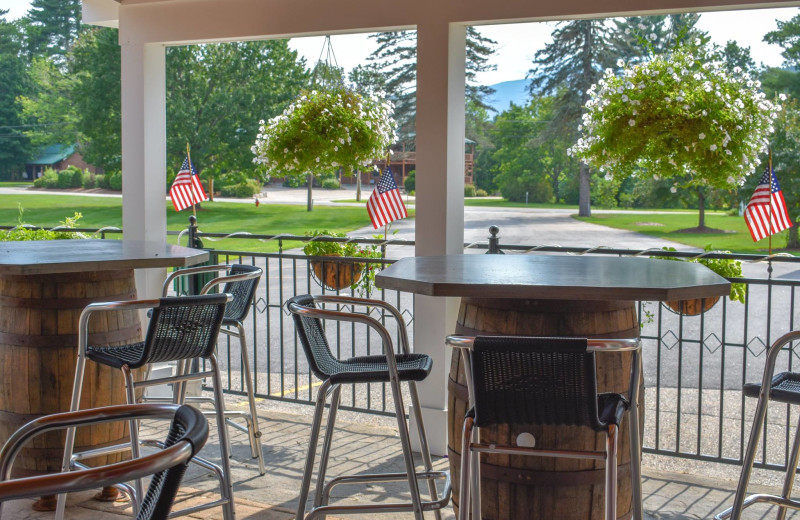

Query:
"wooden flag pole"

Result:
[[186, 142, 197, 217]]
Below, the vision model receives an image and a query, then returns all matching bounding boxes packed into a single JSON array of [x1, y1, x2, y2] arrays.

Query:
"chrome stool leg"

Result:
[[236, 323, 265, 475], [209, 355, 236, 520], [409, 381, 443, 520], [605, 424, 619, 520], [776, 412, 800, 520], [314, 385, 342, 512], [296, 380, 331, 520]]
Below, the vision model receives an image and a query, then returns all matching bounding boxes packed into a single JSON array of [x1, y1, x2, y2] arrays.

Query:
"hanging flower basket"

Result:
[[568, 43, 781, 189], [252, 86, 397, 178]]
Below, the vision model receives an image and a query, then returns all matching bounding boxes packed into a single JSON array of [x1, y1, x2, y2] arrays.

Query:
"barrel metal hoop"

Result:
[[448, 446, 632, 487], [0, 325, 142, 349]]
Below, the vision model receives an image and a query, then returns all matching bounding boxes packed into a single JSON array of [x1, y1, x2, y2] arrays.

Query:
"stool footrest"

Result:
[[308, 471, 452, 520], [715, 493, 800, 520]]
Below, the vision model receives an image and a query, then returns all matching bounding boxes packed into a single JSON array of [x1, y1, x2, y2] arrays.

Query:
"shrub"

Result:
[[475, 189, 488, 197], [82, 172, 96, 189], [216, 170, 253, 189], [33, 169, 59, 189], [464, 184, 476, 197], [107, 171, 122, 191], [321, 178, 340, 189], [404, 170, 415, 192], [283, 175, 305, 188], [499, 176, 554, 203], [219, 180, 261, 198], [96, 174, 109, 189]]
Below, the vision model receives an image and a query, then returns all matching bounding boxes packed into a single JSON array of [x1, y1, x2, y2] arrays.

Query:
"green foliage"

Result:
[[167, 40, 308, 177], [404, 170, 415, 192], [253, 86, 397, 178], [70, 28, 121, 171], [95, 174, 108, 189], [321, 178, 340, 190], [22, 0, 81, 63], [19, 57, 79, 149], [475, 189, 488, 197], [219, 180, 261, 198], [570, 45, 780, 189], [56, 169, 73, 188], [33, 168, 58, 188], [0, 14, 30, 180], [464, 184, 476, 197], [82, 171, 96, 188], [657, 246, 746, 303], [107, 171, 122, 191], [1, 207, 86, 241]]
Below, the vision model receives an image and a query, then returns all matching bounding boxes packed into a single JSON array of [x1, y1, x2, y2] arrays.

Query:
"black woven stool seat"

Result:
[[87, 343, 147, 370], [744, 372, 800, 405], [328, 353, 432, 384]]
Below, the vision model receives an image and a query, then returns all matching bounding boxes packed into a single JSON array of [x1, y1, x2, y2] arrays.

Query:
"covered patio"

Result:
[[2, 397, 795, 519]]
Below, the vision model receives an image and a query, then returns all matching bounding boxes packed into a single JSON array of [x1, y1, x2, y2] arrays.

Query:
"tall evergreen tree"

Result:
[[22, 0, 81, 64], [612, 14, 704, 63], [527, 19, 619, 216], [0, 10, 29, 179], [367, 27, 497, 141]]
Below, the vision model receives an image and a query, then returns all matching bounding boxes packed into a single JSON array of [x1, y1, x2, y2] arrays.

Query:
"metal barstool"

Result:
[[56, 294, 236, 520], [715, 330, 800, 520], [286, 294, 451, 520], [0, 403, 208, 520], [447, 335, 644, 520], [163, 263, 265, 474]]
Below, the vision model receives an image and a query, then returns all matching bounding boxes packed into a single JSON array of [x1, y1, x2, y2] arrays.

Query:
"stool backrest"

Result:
[[219, 264, 261, 323], [136, 405, 209, 520], [286, 294, 337, 380], [470, 336, 604, 431], [142, 294, 228, 365]]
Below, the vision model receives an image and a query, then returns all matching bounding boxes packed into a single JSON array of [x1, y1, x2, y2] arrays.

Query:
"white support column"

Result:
[[411, 22, 466, 456], [120, 40, 168, 300]]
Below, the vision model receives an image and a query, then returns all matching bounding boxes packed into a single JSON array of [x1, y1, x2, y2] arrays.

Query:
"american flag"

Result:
[[367, 166, 407, 229], [169, 155, 208, 212], [744, 166, 792, 242]]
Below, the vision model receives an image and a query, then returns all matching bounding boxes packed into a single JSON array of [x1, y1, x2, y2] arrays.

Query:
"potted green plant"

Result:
[[656, 246, 746, 315], [303, 230, 381, 294]]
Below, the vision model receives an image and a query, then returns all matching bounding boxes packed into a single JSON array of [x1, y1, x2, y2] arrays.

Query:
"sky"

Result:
[[1, 1, 798, 85]]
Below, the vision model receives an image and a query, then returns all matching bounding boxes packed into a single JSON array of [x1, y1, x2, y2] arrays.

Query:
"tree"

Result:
[[21, 0, 81, 65], [70, 27, 121, 171], [166, 40, 308, 179], [528, 19, 619, 217], [0, 11, 29, 179], [764, 14, 800, 67], [367, 27, 497, 141], [19, 56, 79, 149], [612, 14, 704, 64]]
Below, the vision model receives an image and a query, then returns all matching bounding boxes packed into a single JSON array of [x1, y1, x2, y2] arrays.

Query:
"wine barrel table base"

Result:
[[447, 298, 644, 520], [0, 270, 143, 485]]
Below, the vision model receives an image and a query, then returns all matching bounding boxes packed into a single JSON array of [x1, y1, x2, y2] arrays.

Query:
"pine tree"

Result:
[[22, 0, 81, 64], [0, 10, 30, 179], [368, 27, 497, 142], [528, 19, 619, 216], [611, 14, 703, 64]]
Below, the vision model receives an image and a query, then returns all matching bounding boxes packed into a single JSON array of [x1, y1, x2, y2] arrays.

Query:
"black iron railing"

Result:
[[6, 222, 800, 471]]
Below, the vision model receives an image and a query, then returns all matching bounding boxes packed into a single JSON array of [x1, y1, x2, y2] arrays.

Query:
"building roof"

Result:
[[28, 144, 76, 165]]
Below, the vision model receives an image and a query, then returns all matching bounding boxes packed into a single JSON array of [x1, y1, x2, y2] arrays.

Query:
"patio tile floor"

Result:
[[3, 397, 800, 519]]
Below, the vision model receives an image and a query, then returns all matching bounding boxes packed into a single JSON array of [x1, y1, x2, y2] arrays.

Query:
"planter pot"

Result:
[[310, 255, 364, 291], [664, 296, 720, 316]]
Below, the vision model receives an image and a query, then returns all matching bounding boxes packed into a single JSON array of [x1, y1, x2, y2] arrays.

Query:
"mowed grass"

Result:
[[576, 212, 793, 254], [0, 194, 379, 252]]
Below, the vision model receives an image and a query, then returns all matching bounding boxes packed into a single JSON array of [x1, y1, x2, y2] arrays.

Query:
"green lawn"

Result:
[[0, 181, 33, 188], [576, 212, 793, 254], [0, 195, 377, 252]]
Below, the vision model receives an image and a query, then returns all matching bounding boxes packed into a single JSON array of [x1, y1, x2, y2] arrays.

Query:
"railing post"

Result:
[[487, 225, 504, 254]]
